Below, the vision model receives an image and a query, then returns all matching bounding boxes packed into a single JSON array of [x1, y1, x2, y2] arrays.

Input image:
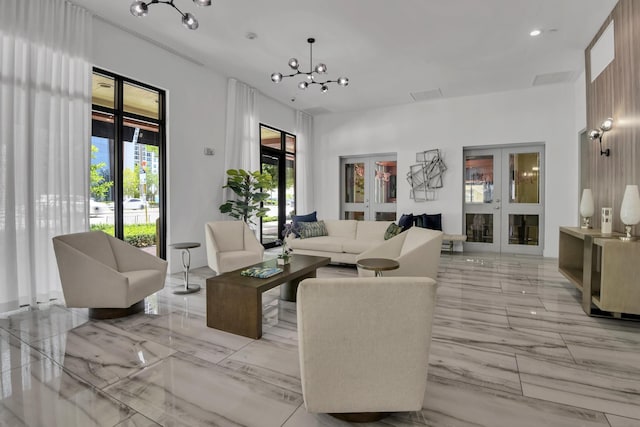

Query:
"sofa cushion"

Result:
[[342, 240, 379, 254], [416, 213, 442, 231], [299, 221, 329, 239], [384, 223, 403, 240], [289, 236, 346, 253], [355, 221, 391, 241], [398, 213, 414, 230], [324, 220, 358, 239]]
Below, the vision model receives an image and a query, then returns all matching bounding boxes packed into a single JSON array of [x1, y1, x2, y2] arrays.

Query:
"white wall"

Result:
[[314, 84, 580, 258]]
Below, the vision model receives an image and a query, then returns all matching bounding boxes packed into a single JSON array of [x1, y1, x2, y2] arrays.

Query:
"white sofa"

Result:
[[287, 220, 392, 264]]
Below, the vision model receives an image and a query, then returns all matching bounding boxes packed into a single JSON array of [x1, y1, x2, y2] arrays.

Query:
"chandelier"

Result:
[[130, 0, 211, 30], [271, 38, 349, 93]]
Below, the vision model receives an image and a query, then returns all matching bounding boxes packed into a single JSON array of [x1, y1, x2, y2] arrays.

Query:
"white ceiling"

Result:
[[71, 0, 618, 115]]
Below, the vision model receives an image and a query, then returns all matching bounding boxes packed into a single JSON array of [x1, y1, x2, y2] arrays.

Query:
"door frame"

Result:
[[340, 154, 397, 221], [462, 143, 545, 255]]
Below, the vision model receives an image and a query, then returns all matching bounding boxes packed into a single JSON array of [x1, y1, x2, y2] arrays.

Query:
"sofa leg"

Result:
[[88, 300, 145, 319], [330, 412, 391, 422]]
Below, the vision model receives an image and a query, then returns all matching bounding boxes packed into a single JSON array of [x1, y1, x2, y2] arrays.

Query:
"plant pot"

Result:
[[277, 257, 290, 266]]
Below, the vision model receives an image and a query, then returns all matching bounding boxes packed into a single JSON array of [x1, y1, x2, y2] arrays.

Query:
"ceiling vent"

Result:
[[303, 107, 333, 115], [410, 89, 442, 102], [532, 71, 577, 86]]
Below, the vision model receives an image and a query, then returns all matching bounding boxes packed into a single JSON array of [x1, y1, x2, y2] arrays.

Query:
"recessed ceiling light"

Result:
[[529, 29, 542, 37], [246, 32, 258, 40]]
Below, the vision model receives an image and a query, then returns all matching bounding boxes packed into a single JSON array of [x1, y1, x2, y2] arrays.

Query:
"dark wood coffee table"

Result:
[[206, 255, 330, 339]]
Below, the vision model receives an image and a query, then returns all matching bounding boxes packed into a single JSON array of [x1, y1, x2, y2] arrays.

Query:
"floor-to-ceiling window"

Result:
[[90, 69, 167, 258], [260, 125, 296, 247]]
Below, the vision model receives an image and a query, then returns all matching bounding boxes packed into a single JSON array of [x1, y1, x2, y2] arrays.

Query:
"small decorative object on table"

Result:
[[277, 222, 295, 265], [240, 266, 283, 278], [580, 189, 595, 229], [620, 185, 640, 241], [601, 207, 613, 235]]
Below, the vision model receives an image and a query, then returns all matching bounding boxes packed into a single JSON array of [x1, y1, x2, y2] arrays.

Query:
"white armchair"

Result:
[[205, 221, 264, 274], [356, 227, 443, 280], [52, 231, 167, 319], [296, 276, 438, 421]]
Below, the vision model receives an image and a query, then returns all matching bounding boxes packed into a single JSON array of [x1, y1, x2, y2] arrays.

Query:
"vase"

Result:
[[580, 189, 594, 229], [277, 257, 290, 266]]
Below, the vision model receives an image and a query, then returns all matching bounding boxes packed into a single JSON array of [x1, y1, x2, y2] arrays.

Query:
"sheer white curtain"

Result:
[[295, 111, 314, 215], [0, 0, 92, 311], [224, 78, 259, 177]]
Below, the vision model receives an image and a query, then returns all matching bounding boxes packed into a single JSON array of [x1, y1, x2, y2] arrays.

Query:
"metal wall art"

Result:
[[407, 149, 447, 201]]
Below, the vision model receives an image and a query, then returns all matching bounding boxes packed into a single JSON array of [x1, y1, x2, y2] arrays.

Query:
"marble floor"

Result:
[[1, 253, 640, 426]]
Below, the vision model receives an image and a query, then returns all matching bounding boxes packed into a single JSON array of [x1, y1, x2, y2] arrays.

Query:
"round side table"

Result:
[[170, 242, 201, 294], [356, 258, 400, 277]]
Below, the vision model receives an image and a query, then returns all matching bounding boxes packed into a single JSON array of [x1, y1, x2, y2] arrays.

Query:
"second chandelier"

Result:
[[271, 38, 349, 93]]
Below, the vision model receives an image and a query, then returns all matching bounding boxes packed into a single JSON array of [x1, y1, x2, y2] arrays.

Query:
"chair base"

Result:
[[329, 412, 391, 423], [88, 300, 145, 319]]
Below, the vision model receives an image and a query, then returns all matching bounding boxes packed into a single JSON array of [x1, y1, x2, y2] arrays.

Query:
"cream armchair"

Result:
[[356, 227, 443, 280], [205, 221, 264, 274], [296, 277, 438, 421], [52, 231, 167, 319]]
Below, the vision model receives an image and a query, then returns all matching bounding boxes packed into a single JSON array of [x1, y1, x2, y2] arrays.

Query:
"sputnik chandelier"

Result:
[[130, 0, 211, 30], [271, 38, 349, 93]]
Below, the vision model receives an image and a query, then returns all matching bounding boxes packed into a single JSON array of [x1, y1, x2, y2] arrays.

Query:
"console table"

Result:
[[558, 226, 640, 318]]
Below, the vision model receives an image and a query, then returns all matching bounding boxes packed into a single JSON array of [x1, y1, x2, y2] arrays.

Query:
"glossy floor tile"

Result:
[[1, 253, 639, 426]]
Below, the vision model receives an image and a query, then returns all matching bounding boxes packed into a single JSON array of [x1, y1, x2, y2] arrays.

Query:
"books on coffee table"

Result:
[[240, 266, 283, 279]]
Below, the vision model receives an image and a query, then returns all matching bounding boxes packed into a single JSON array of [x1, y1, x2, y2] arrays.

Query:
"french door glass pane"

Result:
[[465, 155, 494, 203], [345, 211, 365, 220], [90, 112, 115, 235], [375, 212, 396, 221], [465, 213, 494, 243], [374, 161, 397, 203], [508, 214, 539, 246], [509, 153, 540, 203], [344, 162, 365, 203]]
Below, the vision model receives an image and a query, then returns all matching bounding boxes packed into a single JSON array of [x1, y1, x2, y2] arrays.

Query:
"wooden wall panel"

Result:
[[585, 0, 640, 233]]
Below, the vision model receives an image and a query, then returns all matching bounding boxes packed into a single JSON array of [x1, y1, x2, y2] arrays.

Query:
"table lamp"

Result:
[[580, 189, 594, 229], [620, 185, 640, 241]]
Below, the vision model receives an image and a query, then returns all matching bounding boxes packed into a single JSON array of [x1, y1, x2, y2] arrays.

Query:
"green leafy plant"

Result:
[[219, 169, 274, 224]]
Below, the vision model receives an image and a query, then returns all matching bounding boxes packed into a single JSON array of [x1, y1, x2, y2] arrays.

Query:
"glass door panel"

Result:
[[341, 156, 397, 221], [463, 150, 501, 252], [343, 160, 368, 220], [464, 145, 544, 255], [261, 153, 279, 246], [501, 146, 544, 255]]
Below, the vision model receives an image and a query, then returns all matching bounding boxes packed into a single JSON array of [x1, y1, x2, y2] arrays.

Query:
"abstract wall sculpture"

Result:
[[407, 149, 447, 201]]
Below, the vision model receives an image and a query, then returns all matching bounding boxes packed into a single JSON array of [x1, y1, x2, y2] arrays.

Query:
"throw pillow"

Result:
[[384, 223, 403, 240], [298, 220, 328, 239], [292, 211, 318, 236], [425, 213, 442, 231], [398, 213, 414, 230]]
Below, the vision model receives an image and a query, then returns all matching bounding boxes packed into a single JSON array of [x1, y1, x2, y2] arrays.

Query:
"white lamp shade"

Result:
[[580, 189, 595, 217], [620, 185, 640, 225]]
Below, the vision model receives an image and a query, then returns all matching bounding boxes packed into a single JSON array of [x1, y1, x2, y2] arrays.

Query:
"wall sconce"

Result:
[[588, 117, 613, 156]]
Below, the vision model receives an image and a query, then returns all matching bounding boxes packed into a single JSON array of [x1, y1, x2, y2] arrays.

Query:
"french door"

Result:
[[341, 155, 397, 221], [463, 145, 544, 255]]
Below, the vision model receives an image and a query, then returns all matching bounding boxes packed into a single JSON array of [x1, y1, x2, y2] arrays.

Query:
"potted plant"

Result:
[[219, 169, 274, 225], [276, 223, 295, 265]]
